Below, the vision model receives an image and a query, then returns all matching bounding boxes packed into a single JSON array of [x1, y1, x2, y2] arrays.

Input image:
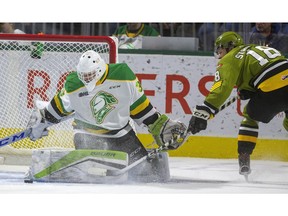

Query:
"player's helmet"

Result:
[[77, 50, 106, 92], [214, 31, 244, 58]]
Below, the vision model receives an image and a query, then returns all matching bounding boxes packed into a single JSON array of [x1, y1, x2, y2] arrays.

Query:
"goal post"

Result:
[[0, 34, 118, 165]]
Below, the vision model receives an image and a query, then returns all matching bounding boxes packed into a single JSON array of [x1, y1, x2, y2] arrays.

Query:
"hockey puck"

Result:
[[24, 179, 34, 183]]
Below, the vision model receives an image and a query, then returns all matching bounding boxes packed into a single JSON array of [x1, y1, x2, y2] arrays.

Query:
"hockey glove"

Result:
[[188, 105, 213, 134], [148, 114, 187, 150], [27, 108, 52, 141]]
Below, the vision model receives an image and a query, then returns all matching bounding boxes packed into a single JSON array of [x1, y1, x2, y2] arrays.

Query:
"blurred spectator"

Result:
[[249, 23, 288, 53], [0, 23, 25, 34], [151, 23, 175, 36], [197, 23, 243, 51], [197, 23, 222, 51], [113, 23, 160, 49]]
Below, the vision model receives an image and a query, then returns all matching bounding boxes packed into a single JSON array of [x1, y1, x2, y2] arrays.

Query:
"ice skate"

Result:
[[238, 153, 251, 182]]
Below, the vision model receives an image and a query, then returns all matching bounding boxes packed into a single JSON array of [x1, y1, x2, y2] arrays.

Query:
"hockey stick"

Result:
[[0, 128, 32, 148], [219, 95, 240, 111], [106, 95, 240, 176], [0, 111, 75, 148]]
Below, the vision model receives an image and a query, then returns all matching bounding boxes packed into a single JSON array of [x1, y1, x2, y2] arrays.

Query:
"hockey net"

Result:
[[0, 34, 118, 165]]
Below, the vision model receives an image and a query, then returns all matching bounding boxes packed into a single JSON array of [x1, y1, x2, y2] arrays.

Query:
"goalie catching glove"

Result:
[[27, 108, 58, 141], [188, 105, 214, 134], [148, 114, 187, 150]]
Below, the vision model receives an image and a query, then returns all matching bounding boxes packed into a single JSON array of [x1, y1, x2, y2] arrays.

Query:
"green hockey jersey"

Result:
[[113, 24, 160, 49], [205, 45, 287, 113]]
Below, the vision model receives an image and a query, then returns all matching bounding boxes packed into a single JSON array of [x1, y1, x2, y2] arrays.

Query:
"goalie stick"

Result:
[[0, 128, 32, 148], [0, 114, 75, 148]]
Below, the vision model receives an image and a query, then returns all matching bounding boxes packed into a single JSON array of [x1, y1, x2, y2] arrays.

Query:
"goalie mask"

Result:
[[77, 50, 106, 92]]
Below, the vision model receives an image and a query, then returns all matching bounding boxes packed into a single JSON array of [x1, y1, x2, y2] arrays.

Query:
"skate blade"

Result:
[[244, 174, 249, 182]]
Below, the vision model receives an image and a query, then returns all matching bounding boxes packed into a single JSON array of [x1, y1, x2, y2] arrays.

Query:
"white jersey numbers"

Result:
[[247, 46, 281, 66], [214, 71, 221, 82]]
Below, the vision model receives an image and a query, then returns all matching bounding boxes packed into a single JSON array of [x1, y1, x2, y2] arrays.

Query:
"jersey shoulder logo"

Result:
[[216, 63, 223, 69], [90, 91, 118, 124]]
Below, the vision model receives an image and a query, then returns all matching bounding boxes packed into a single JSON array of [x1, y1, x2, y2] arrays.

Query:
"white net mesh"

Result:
[[0, 34, 118, 164]]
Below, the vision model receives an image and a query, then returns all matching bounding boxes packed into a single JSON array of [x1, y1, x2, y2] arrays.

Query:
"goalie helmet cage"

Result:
[[0, 34, 118, 165]]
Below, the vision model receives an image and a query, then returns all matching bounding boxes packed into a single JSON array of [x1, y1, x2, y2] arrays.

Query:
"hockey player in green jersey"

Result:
[[113, 23, 160, 49], [188, 31, 288, 178], [28, 50, 187, 167]]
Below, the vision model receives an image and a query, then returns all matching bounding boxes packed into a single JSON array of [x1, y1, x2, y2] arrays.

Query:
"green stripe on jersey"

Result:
[[107, 63, 136, 81], [130, 94, 147, 111], [65, 72, 85, 93]]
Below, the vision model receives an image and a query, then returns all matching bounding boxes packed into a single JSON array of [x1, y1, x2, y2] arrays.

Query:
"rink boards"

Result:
[[138, 134, 288, 161]]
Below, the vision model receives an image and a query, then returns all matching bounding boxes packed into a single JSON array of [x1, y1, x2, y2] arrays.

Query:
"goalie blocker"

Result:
[[25, 149, 170, 184]]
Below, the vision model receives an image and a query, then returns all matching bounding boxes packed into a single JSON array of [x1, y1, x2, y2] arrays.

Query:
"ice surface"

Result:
[[0, 157, 287, 215]]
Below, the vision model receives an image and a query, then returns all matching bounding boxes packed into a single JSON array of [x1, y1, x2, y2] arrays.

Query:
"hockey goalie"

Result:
[[25, 50, 187, 184]]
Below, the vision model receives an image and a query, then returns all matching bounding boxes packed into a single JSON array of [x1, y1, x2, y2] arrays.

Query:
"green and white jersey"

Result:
[[47, 63, 157, 137], [113, 24, 160, 49], [205, 45, 287, 113]]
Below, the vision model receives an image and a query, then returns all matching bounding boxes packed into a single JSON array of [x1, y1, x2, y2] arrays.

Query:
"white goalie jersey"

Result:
[[46, 63, 157, 138]]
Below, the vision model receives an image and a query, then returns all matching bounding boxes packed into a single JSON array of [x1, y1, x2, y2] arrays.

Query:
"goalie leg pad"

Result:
[[74, 130, 148, 165], [26, 149, 170, 183], [27, 149, 129, 184]]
